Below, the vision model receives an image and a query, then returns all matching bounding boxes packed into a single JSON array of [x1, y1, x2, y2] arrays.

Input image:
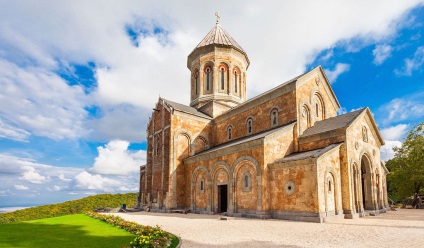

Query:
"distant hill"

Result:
[[0, 192, 137, 224]]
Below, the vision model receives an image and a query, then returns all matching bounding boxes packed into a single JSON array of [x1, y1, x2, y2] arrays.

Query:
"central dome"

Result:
[[187, 22, 250, 118]]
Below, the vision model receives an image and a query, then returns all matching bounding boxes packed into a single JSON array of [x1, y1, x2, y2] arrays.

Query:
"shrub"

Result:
[[87, 212, 172, 248], [0, 193, 138, 224]]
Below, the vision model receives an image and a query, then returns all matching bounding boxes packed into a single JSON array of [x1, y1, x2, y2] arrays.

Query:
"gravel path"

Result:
[[113, 209, 424, 247]]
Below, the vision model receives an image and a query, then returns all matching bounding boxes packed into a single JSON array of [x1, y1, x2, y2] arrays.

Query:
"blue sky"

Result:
[[0, 1, 424, 207]]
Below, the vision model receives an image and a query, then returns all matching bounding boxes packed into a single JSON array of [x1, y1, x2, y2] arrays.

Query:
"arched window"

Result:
[[313, 93, 325, 120], [234, 70, 238, 93], [228, 127, 232, 140], [301, 105, 311, 129], [200, 180, 204, 191], [242, 171, 252, 192], [205, 67, 212, 91], [221, 67, 225, 90], [247, 119, 253, 134], [271, 109, 278, 127], [194, 70, 199, 95], [328, 180, 332, 192]]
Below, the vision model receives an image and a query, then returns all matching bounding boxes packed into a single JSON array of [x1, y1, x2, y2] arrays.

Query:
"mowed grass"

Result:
[[0, 214, 135, 248]]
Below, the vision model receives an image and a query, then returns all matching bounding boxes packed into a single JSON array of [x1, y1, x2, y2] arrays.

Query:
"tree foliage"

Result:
[[386, 122, 424, 201], [0, 193, 137, 224]]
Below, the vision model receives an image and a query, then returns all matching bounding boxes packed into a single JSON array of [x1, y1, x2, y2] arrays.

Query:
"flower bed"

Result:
[[86, 212, 175, 248]]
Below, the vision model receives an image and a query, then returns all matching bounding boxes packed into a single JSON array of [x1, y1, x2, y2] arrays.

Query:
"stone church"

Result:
[[138, 20, 390, 222]]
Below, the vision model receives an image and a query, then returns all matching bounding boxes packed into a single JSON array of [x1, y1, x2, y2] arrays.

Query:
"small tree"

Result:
[[386, 122, 424, 203]]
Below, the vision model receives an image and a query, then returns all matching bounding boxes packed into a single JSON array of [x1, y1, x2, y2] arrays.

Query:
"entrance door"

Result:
[[218, 185, 228, 213]]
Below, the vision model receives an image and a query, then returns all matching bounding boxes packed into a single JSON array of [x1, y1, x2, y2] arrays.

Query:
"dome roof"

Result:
[[192, 24, 247, 56]]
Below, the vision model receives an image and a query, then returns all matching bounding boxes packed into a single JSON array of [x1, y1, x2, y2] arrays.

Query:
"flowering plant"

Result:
[[87, 212, 172, 248]]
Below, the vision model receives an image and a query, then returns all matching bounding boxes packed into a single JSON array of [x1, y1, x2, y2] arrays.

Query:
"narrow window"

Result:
[[221, 67, 225, 90], [272, 110, 278, 126], [244, 175, 249, 188], [316, 103, 319, 117], [156, 137, 160, 156], [247, 119, 252, 133], [200, 180, 204, 191], [234, 71, 238, 93], [206, 67, 211, 91], [228, 127, 232, 140], [194, 71, 198, 95], [328, 180, 332, 192]]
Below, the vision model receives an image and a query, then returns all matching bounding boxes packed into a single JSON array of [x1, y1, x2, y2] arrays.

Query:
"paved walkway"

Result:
[[114, 209, 424, 247]]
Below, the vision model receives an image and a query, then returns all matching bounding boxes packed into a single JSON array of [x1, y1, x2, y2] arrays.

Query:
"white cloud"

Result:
[[73, 171, 120, 191], [324, 63, 350, 83], [87, 106, 148, 142], [0, 0, 422, 142], [337, 107, 347, 115], [47, 185, 61, 192], [373, 44, 393, 65], [0, 119, 30, 142], [14, 184, 29, 190], [58, 174, 72, 182], [0, 59, 89, 140], [19, 166, 49, 184], [395, 46, 424, 76], [379, 97, 424, 125], [380, 124, 409, 140], [90, 140, 146, 176], [380, 140, 402, 161]]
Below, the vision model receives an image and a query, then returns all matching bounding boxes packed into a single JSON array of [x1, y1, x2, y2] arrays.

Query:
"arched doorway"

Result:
[[360, 155, 374, 210]]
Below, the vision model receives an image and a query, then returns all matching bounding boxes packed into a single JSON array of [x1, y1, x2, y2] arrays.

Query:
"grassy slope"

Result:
[[0, 214, 135, 248], [0, 193, 137, 224]]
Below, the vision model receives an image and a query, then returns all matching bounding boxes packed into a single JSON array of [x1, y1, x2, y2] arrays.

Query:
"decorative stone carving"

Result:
[[355, 141, 359, 150], [284, 180, 295, 195], [362, 126, 368, 143], [302, 107, 307, 117], [315, 76, 321, 86]]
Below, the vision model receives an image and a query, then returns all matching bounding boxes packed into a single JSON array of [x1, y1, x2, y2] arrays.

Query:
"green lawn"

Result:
[[0, 214, 135, 248]]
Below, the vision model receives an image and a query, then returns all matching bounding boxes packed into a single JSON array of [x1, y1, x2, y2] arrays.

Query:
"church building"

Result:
[[138, 19, 390, 222]]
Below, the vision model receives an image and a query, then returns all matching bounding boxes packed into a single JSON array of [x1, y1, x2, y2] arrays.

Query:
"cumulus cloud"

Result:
[[58, 174, 72, 182], [373, 44, 393, 65], [380, 140, 402, 161], [14, 184, 29, 190], [90, 140, 146, 175], [324, 63, 351, 83], [0, 59, 89, 140], [73, 171, 120, 191], [395, 46, 424, 75], [0, 0, 421, 142], [19, 166, 49, 184], [380, 124, 409, 140]]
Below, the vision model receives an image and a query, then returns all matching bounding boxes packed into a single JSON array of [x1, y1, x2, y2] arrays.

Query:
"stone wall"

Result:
[[144, 100, 172, 207], [295, 68, 339, 135], [169, 112, 211, 208], [213, 90, 297, 146]]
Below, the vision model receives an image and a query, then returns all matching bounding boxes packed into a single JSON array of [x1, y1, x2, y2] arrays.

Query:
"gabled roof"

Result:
[[300, 108, 366, 138], [276, 143, 342, 163], [161, 98, 212, 119], [193, 24, 246, 55]]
